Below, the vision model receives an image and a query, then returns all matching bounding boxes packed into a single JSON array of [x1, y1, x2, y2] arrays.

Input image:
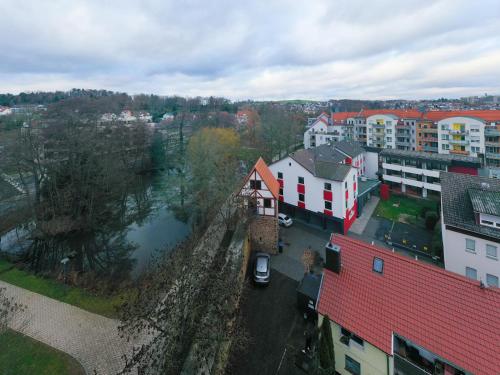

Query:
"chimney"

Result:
[[325, 242, 341, 273]]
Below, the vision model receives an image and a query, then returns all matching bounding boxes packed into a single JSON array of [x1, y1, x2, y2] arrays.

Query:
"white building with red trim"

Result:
[[269, 143, 361, 234]]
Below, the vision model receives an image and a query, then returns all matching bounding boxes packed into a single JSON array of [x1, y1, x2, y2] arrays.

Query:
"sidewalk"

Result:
[[349, 196, 379, 235], [2, 280, 136, 375]]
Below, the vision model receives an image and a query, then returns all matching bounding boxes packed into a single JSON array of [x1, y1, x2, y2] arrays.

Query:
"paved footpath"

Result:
[[349, 196, 379, 235], [1, 280, 137, 375]]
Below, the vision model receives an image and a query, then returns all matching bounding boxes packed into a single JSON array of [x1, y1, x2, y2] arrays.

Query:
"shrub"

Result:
[[319, 316, 335, 373], [420, 206, 430, 218], [425, 211, 438, 230]]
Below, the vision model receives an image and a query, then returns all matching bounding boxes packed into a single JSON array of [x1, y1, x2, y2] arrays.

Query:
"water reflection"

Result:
[[0, 172, 191, 284]]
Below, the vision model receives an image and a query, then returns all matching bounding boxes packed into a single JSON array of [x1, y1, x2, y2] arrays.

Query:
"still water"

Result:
[[0, 172, 190, 281]]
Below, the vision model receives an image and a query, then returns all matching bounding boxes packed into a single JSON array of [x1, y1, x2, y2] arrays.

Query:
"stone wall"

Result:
[[249, 215, 278, 254]]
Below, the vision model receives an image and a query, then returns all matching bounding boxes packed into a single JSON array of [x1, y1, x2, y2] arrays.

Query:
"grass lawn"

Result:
[[0, 329, 84, 375], [0, 259, 126, 318], [375, 194, 438, 223]]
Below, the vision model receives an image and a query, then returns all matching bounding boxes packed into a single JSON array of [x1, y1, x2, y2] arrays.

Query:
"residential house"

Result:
[[440, 172, 500, 286], [0, 106, 12, 116], [238, 157, 279, 254], [317, 234, 500, 375], [269, 145, 359, 234]]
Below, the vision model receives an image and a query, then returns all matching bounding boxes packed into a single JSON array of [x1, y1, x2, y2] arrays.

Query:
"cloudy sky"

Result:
[[1, 0, 499, 100]]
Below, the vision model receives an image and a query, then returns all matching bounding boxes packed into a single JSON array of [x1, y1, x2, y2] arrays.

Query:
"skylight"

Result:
[[373, 257, 384, 274]]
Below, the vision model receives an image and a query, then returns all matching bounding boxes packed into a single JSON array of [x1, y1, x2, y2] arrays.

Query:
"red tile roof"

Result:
[[317, 235, 500, 375], [422, 110, 500, 122], [252, 157, 279, 199], [330, 109, 500, 123]]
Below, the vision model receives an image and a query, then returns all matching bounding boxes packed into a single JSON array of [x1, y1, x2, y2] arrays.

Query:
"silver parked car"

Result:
[[278, 213, 293, 227], [253, 252, 271, 285]]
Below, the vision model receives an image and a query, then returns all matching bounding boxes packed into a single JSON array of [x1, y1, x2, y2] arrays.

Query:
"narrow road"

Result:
[[2, 280, 136, 375]]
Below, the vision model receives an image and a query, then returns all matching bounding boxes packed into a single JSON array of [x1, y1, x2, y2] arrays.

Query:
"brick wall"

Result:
[[249, 215, 278, 254]]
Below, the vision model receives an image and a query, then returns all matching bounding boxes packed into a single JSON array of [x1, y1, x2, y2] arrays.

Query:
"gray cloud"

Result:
[[0, 0, 499, 99]]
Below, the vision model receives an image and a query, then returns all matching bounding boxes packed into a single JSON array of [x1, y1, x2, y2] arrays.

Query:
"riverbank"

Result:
[[0, 259, 126, 318]]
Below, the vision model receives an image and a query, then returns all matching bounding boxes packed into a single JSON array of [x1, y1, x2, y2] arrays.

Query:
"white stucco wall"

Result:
[[269, 156, 356, 220], [442, 225, 500, 284], [241, 170, 277, 216], [364, 151, 380, 180]]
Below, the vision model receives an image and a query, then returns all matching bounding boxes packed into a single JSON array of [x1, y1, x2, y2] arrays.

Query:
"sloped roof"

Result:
[[423, 110, 500, 122], [441, 172, 500, 240], [469, 189, 500, 216], [290, 146, 352, 181], [318, 234, 500, 375], [252, 157, 279, 199], [332, 140, 364, 158], [330, 109, 500, 123]]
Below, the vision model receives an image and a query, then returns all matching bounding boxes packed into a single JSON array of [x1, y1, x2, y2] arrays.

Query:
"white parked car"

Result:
[[278, 213, 293, 227]]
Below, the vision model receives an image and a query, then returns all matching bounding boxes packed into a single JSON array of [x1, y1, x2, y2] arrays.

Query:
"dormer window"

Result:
[[373, 257, 384, 274]]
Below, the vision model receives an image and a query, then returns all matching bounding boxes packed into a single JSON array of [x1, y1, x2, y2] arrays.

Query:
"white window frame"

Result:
[[465, 238, 476, 253]]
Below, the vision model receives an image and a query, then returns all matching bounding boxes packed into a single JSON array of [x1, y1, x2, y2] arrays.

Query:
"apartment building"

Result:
[[380, 149, 481, 198], [306, 110, 500, 166], [317, 234, 500, 375], [269, 145, 359, 234], [416, 118, 438, 152], [440, 172, 500, 286]]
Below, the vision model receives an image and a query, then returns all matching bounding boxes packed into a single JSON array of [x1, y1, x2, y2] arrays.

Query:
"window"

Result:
[[471, 146, 480, 153], [345, 182, 348, 189], [341, 327, 364, 347], [325, 201, 332, 210], [442, 144, 449, 150], [486, 244, 498, 259], [465, 238, 475, 253], [249, 180, 261, 190], [324, 182, 331, 191], [298, 176, 304, 184], [373, 257, 384, 273], [277, 172, 283, 179], [279, 187, 283, 196], [353, 174, 356, 182], [298, 193, 305, 202], [263, 198, 272, 208], [345, 355, 361, 375], [466, 267, 477, 280], [487, 274, 499, 287]]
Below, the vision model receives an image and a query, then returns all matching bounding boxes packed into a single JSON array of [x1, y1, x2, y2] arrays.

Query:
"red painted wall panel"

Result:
[[279, 195, 284, 202], [324, 209, 333, 216], [448, 165, 478, 175], [297, 184, 305, 193], [380, 184, 390, 201], [278, 179, 284, 187], [323, 190, 333, 201], [298, 201, 305, 209]]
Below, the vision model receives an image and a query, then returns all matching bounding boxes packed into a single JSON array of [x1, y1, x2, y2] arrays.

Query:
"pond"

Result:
[[0, 171, 191, 282]]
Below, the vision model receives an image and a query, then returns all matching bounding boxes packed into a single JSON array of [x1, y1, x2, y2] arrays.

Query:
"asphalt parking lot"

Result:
[[272, 221, 330, 281], [226, 271, 309, 375]]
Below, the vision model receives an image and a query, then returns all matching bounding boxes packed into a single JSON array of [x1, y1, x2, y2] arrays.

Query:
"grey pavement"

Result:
[[349, 196, 379, 235], [271, 222, 330, 281], [2, 280, 138, 375]]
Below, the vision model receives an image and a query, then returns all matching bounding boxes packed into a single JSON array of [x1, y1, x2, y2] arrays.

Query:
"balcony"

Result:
[[448, 139, 469, 145], [486, 141, 500, 147], [450, 149, 469, 155], [449, 129, 466, 135], [422, 136, 438, 142], [485, 127, 500, 136], [423, 145, 438, 152], [395, 140, 411, 147], [486, 152, 500, 160]]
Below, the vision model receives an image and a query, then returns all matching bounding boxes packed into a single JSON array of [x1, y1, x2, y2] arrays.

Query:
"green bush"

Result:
[[319, 316, 335, 373], [425, 211, 438, 230], [420, 206, 430, 218]]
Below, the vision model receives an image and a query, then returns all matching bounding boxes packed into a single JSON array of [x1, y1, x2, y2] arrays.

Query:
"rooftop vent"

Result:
[[481, 182, 490, 190], [325, 242, 341, 274]]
